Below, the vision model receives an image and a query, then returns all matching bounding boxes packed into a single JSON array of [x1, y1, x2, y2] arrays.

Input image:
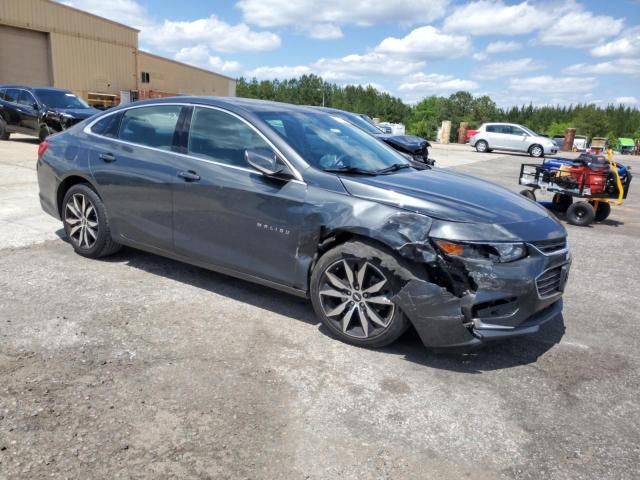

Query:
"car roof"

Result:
[[131, 96, 326, 116], [0, 85, 68, 91]]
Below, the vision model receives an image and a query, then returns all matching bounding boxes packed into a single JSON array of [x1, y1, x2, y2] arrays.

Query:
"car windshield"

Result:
[[34, 89, 90, 109], [257, 110, 410, 174], [331, 111, 383, 136]]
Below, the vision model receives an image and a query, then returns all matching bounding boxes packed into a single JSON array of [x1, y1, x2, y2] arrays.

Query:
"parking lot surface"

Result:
[[1, 136, 639, 479]]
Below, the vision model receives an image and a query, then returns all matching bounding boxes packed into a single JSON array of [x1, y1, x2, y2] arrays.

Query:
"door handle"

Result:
[[99, 153, 116, 162], [178, 170, 200, 182]]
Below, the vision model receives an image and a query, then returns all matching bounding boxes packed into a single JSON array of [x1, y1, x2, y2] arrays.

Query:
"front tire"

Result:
[[566, 201, 595, 226], [529, 144, 544, 158], [475, 140, 489, 153], [62, 184, 121, 258], [310, 240, 411, 348], [592, 201, 611, 222]]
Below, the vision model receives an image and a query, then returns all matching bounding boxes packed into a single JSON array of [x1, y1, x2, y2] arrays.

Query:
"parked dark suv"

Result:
[[0, 85, 100, 141], [37, 97, 571, 350]]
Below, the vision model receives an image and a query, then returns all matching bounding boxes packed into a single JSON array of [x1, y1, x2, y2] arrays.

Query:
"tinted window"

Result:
[[5, 89, 19, 103], [486, 125, 497, 133], [18, 90, 37, 107], [0, 89, 5, 100], [118, 105, 181, 150], [509, 126, 526, 135], [91, 113, 122, 138], [187, 107, 270, 167], [34, 90, 89, 109]]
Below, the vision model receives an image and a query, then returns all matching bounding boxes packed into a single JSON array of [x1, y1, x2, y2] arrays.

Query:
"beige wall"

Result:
[[49, 33, 137, 97], [138, 52, 236, 97]]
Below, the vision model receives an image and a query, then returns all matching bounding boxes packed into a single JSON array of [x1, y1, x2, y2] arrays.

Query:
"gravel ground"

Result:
[[1, 138, 639, 479]]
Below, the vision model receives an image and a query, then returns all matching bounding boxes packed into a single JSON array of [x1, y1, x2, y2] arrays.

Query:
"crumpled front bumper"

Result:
[[393, 244, 571, 348]]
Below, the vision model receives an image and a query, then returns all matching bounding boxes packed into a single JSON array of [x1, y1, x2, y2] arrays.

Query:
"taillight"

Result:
[[38, 140, 49, 159]]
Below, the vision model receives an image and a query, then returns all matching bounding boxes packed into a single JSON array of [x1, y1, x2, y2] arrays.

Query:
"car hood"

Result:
[[376, 134, 430, 154], [340, 168, 553, 225], [48, 108, 101, 119]]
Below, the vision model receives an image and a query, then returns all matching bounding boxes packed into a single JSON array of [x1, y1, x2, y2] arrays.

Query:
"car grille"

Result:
[[532, 237, 567, 254], [536, 266, 563, 297]]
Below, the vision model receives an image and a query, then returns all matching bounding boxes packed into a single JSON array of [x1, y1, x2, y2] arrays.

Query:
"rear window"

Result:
[[90, 113, 122, 138], [118, 105, 182, 150]]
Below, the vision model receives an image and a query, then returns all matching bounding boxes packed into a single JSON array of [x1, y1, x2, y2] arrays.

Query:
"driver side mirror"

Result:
[[245, 148, 293, 179]]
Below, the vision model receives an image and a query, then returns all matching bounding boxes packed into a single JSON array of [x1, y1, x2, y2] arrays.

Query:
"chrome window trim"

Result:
[[83, 102, 305, 183]]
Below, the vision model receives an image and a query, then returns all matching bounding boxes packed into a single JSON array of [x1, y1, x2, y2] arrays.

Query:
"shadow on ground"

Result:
[[85, 245, 565, 373]]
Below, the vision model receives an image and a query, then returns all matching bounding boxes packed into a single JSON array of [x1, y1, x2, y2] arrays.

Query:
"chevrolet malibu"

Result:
[[37, 98, 571, 349]]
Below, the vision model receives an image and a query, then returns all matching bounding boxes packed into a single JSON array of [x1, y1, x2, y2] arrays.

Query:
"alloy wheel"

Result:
[[64, 193, 99, 249], [531, 146, 543, 157], [318, 259, 395, 339]]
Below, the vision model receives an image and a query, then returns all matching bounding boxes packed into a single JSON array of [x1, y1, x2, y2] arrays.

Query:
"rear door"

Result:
[[2, 89, 21, 130], [172, 106, 307, 286], [88, 104, 184, 252]]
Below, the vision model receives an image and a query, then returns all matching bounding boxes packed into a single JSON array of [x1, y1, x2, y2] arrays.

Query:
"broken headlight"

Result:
[[434, 239, 527, 263]]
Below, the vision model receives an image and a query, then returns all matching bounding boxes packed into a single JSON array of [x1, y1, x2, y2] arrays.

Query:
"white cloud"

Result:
[[474, 58, 546, 79], [141, 15, 281, 54], [537, 10, 623, 48], [443, 0, 551, 36], [307, 24, 344, 40], [563, 59, 640, 75], [246, 53, 424, 81], [473, 52, 489, 61], [174, 46, 241, 73], [398, 73, 479, 97], [508, 75, 598, 94], [614, 96, 639, 106], [375, 26, 471, 60], [486, 41, 522, 54], [591, 27, 640, 58], [237, 0, 450, 32], [443, 0, 622, 48]]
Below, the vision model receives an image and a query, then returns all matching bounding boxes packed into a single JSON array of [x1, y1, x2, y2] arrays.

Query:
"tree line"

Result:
[[236, 75, 640, 143]]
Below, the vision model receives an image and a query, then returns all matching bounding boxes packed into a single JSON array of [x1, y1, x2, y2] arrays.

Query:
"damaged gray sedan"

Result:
[[37, 97, 571, 349]]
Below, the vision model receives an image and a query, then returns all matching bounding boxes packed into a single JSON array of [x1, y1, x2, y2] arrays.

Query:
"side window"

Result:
[[510, 126, 525, 136], [0, 89, 5, 100], [118, 105, 181, 150], [486, 125, 496, 133], [18, 90, 37, 107], [5, 89, 19, 103], [187, 107, 270, 167], [91, 113, 122, 138]]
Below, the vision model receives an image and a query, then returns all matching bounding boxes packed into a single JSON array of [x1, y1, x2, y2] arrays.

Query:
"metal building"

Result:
[[0, 0, 236, 108]]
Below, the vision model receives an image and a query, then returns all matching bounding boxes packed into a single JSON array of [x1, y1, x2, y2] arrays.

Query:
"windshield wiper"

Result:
[[322, 166, 378, 175], [375, 163, 412, 174]]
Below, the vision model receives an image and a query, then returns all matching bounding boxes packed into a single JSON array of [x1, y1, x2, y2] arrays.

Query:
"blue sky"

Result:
[[62, 0, 640, 107]]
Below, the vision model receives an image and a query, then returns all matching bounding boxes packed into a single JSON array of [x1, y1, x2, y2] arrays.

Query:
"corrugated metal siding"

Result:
[[0, 0, 137, 47], [138, 52, 236, 97], [50, 33, 137, 96]]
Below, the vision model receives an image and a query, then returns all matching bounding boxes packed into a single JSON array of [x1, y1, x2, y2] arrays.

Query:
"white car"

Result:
[[470, 123, 558, 158]]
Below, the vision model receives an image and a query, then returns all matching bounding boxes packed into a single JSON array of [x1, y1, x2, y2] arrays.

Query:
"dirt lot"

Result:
[[1, 137, 639, 479]]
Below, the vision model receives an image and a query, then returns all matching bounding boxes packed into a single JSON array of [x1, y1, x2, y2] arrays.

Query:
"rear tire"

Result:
[[62, 183, 121, 258], [310, 240, 412, 348], [0, 118, 10, 140], [592, 201, 611, 222], [475, 140, 489, 153], [520, 189, 536, 201], [552, 193, 573, 213], [566, 201, 595, 226], [529, 144, 544, 158]]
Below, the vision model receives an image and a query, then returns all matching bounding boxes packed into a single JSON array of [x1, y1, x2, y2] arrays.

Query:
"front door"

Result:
[[172, 106, 307, 287], [88, 104, 184, 252], [17, 90, 39, 133]]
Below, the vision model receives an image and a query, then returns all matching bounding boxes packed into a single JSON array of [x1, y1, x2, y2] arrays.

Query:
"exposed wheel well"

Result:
[[56, 176, 93, 216]]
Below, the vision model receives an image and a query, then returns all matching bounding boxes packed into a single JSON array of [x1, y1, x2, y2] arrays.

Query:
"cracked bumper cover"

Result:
[[392, 246, 571, 348]]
